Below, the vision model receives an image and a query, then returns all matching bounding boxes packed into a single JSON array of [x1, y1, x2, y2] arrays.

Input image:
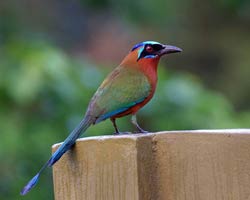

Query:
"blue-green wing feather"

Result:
[[87, 66, 151, 122], [95, 97, 146, 123]]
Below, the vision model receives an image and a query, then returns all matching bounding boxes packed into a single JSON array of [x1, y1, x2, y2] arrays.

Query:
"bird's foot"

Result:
[[134, 129, 149, 134], [113, 131, 132, 135]]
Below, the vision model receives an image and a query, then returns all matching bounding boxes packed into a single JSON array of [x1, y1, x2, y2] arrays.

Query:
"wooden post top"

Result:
[[52, 129, 250, 200], [52, 129, 250, 149]]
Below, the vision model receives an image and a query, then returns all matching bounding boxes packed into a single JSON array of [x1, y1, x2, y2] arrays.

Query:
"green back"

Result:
[[87, 66, 151, 122]]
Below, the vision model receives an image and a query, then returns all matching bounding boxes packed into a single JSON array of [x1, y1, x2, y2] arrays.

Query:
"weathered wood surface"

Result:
[[52, 129, 250, 200]]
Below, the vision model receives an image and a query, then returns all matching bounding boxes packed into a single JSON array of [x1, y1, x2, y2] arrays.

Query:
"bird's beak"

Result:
[[158, 45, 182, 56]]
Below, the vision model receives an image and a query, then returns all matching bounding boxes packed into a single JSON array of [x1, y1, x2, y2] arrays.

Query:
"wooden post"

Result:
[[52, 129, 250, 200]]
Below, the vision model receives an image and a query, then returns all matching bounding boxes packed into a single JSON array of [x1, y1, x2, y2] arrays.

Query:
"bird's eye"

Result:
[[146, 45, 153, 53]]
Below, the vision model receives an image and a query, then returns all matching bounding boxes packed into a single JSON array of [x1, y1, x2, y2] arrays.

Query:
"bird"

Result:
[[20, 41, 182, 195]]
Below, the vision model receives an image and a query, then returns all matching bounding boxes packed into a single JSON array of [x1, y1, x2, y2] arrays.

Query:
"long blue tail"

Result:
[[20, 115, 93, 195]]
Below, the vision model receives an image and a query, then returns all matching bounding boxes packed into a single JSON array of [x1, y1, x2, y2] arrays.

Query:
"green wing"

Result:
[[87, 66, 151, 122]]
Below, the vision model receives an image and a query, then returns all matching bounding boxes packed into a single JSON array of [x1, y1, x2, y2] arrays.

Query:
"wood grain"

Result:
[[52, 129, 250, 200]]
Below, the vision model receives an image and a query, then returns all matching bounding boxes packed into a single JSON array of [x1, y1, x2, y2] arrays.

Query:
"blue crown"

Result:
[[131, 41, 161, 51]]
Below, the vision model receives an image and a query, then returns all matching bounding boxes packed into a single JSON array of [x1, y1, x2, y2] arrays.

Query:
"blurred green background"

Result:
[[0, 0, 250, 199]]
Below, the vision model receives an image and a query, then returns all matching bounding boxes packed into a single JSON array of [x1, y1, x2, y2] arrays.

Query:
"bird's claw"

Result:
[[134, 129, 149, 134], [113, 131, 132, 135]]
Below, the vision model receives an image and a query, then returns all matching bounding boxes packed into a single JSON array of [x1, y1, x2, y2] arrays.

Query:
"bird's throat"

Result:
[[138, 57, 159, 86]]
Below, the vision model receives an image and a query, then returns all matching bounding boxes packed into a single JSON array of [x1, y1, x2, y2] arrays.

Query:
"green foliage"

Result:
[[0, 38, 249, 199], [143, 71, 248, 130], [0, 39, 107, 199]]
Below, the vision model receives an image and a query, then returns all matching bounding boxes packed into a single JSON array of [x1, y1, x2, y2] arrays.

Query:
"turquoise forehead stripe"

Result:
[[131, 41, 160, 51], [137, 47, 144, 59]]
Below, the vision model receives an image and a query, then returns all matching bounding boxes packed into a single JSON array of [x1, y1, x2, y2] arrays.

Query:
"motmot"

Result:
[[20, 41, 182, 195]]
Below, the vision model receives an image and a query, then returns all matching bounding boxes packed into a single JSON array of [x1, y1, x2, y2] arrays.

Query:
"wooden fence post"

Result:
[[52, 129, 250, 200]]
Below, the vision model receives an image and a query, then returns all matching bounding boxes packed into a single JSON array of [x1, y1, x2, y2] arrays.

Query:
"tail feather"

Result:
[[20, 115, 93, 195], [48, 116, 92, 166]]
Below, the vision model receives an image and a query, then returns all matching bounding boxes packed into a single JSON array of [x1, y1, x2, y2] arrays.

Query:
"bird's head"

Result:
[[121, 41, 182, 67], [132, 41, 182, 61]]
